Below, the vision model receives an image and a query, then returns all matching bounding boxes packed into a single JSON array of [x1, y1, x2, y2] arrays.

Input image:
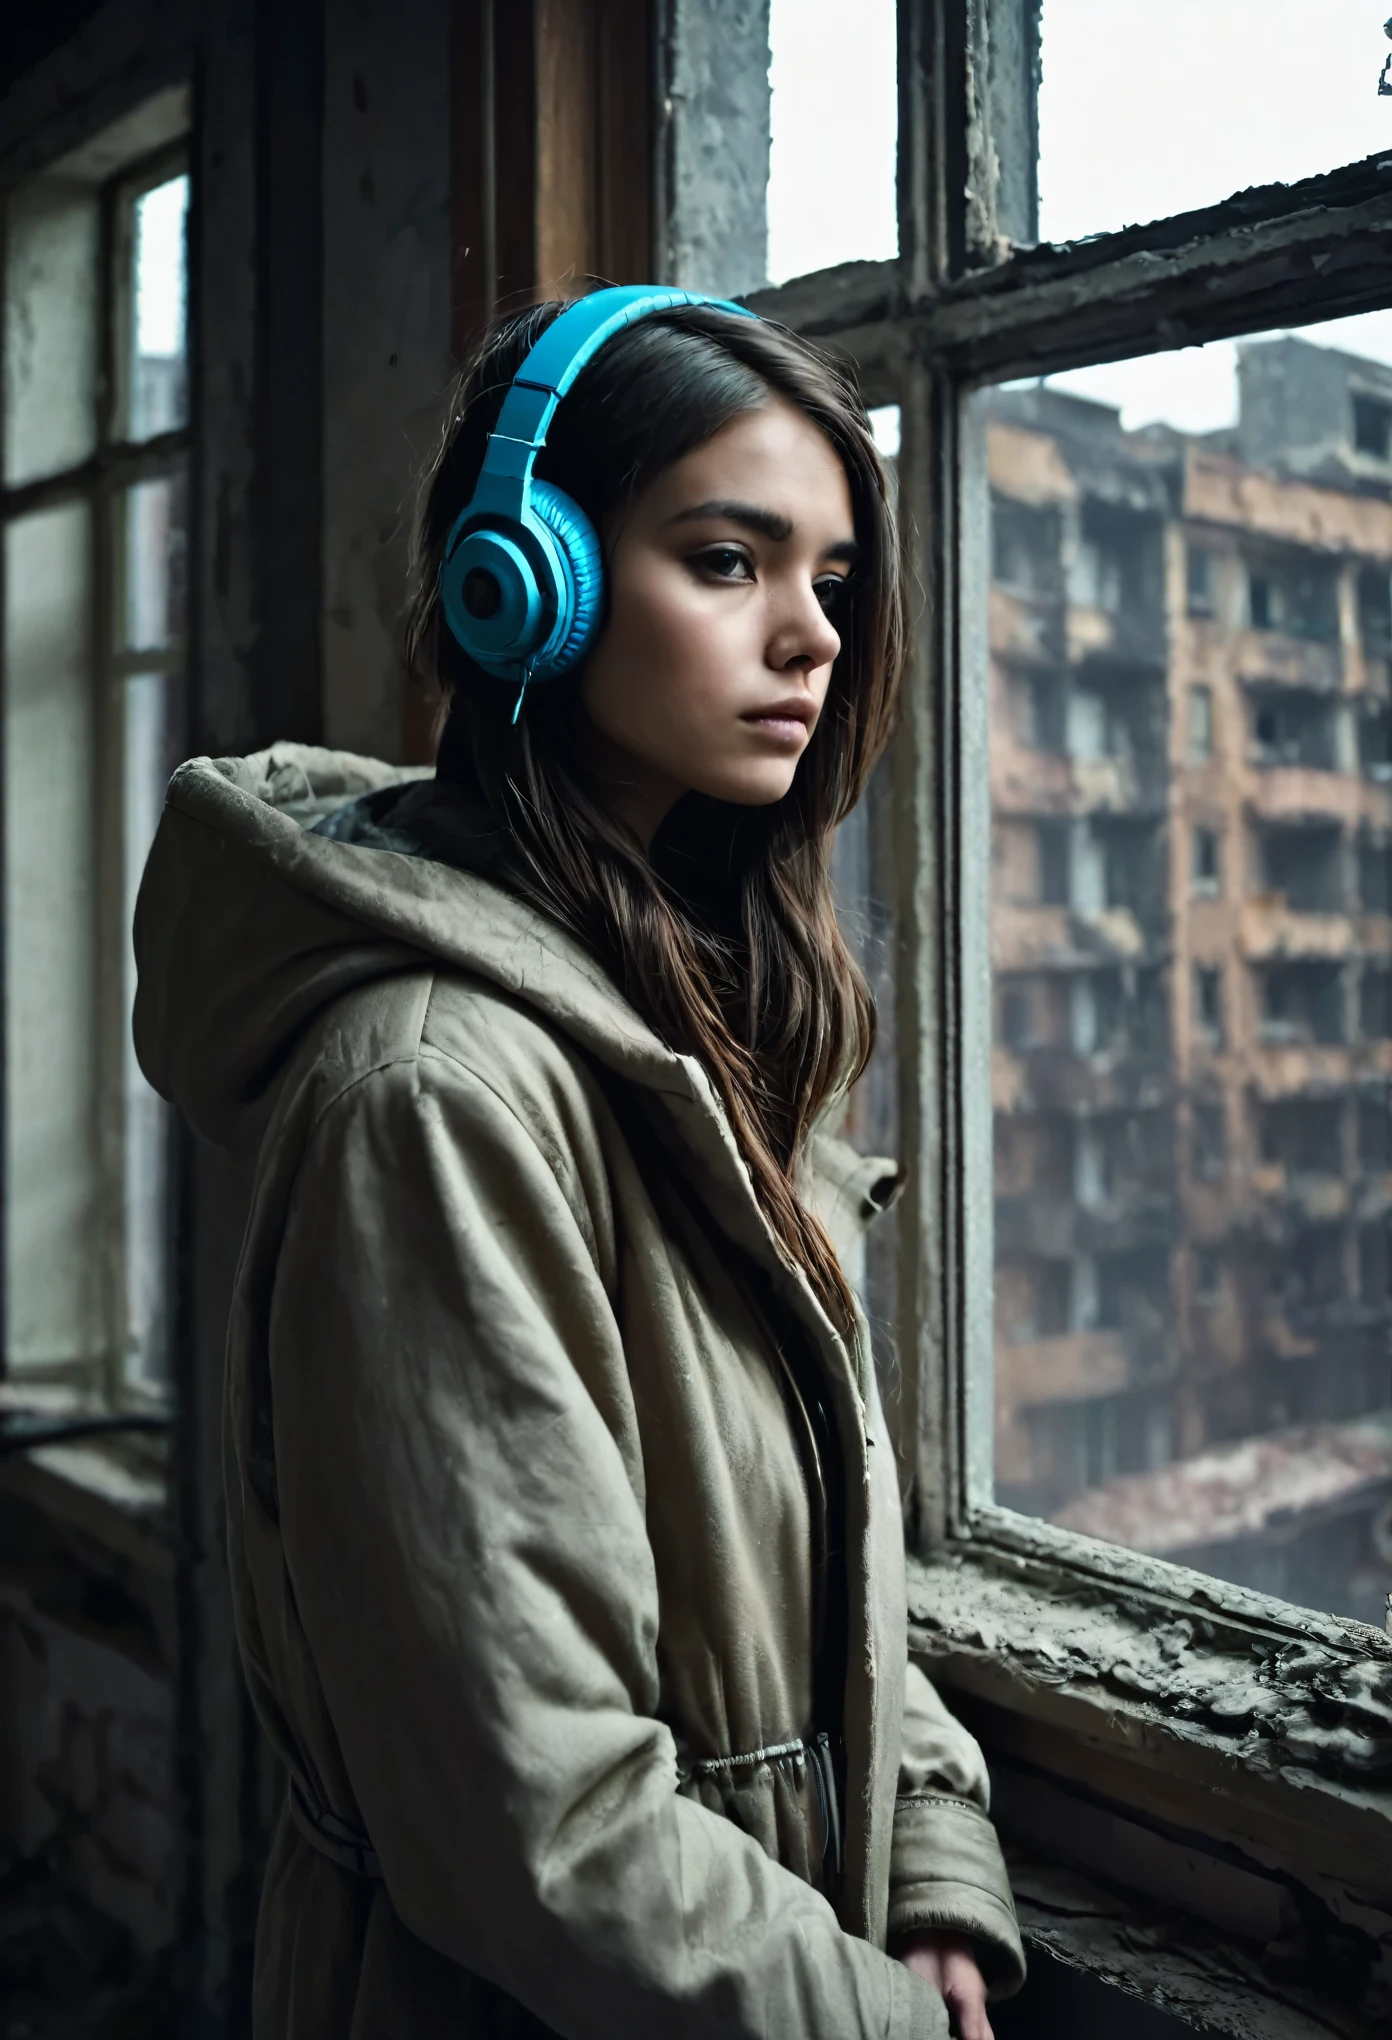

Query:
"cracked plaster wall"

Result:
[[320, 0, 454, 761], [660, 0, 769, 298]]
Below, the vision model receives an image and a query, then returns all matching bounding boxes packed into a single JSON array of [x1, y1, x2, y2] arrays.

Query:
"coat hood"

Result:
[[134, 744, 703, 1155]]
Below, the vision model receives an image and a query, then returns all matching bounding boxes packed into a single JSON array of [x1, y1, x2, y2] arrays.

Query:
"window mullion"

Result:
[[894, 361, 964, 1542]]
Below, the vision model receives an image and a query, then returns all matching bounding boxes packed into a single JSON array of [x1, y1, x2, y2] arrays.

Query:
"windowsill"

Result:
[[907, 1534, 1392, 2032], [0, 1430, 171, 1569], [1002, 1847, 1352, 2038]]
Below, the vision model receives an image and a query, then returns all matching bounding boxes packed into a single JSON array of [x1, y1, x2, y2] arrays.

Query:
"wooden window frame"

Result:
[[747, 5, 1392, 2029], [0, 125, 190, 1417]]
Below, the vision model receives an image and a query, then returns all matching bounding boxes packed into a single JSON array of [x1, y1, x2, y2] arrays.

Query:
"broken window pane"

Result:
[[1038, 4, 1392, 246], [765, 0, 896, 284], [978, 309, 1392, 1627]]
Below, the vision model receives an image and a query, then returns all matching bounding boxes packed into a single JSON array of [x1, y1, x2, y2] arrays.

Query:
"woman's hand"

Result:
[[899, 1930, 993, 2040]]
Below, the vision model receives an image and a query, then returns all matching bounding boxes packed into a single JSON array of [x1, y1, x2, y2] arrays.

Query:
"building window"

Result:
[[1008, 667, 1067, 752], [1037, 819, 1070, 906], [1360, 834, 1391, 912], [1191, 1102, 1225, 1179], [1001, 981, 1035, 1053], [1361, 701, 1392, 780], [1249, 689, 1336, 770], [1246, 553, 1339, 640], [1259, 1098, 1344, 1177], [2, 105, 189, 1403], [1352, 391, 1392, 460], [1360, 1090, 1392, 1171], [1194, 1248, 1223, 1303], [1257, 960, 1346, 1045], [1187, 684, 1213, 760], [1358, 1223, 1388, 1309], [1361, 967, 1392, 1043], [1191, 825, 1220, 898], [1258, 821, 1345, 913], [1194, 965, 1224, 1044], [1357, 564, 1392, 655], [1185, 543, 1215, 617], [991, 495, 1060, 598]]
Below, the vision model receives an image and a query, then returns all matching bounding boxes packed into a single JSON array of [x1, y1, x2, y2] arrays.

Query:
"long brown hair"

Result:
[[406, 300, 905, 1323]]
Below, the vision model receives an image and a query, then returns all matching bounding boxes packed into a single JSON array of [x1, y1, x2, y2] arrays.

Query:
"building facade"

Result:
[[988, 339, 1392, 1626]]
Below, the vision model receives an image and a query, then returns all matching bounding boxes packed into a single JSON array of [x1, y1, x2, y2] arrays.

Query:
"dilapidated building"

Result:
[[988, 338, 1392, 1624]]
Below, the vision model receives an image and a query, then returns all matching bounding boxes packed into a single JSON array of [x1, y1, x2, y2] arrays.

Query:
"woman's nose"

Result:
[[770, 585, 841, 672]]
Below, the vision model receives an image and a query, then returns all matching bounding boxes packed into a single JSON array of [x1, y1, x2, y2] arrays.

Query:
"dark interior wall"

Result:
[[0, 5, 109, 96]]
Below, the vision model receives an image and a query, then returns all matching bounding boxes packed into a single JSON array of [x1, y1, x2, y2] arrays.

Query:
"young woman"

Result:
[[136, 291, 1023, 2039]]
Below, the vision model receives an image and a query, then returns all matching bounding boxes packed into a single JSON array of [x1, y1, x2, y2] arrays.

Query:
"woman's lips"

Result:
[[741, 705, 814, 743]]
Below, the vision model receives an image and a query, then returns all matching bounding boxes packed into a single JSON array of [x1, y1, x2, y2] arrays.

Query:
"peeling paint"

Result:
[[909, 1552, 1392, 1797]]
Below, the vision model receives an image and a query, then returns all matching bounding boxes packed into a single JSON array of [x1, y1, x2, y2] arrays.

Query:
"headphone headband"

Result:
[[471, 287, 757, 529], [441, 285, 759, 705]]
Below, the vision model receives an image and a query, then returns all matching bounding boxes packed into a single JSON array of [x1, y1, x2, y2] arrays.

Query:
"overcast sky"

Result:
[[767, 2, 1392, 431], [136, 175, 187, 358]]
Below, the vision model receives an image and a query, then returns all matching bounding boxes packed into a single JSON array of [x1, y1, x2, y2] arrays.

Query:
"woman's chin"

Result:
[[691, 765, 802, 809]]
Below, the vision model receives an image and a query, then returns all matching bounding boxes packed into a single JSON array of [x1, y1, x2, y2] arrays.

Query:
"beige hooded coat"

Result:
[[135, 747, 1024, 2040]]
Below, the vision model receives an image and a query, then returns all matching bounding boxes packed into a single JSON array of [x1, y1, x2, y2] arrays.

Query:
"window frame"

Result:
[[0, 124, 191, 1415], [750, 1, 1392, 2022]]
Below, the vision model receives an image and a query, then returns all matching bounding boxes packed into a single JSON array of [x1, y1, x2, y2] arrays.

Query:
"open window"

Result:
[[751, 4, 1392, 2028]]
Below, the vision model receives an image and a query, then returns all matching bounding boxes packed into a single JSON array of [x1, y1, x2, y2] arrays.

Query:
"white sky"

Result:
[[135, 176, 188, 359], [766, 3, 1392, 430], [767, 0, 897, 284]]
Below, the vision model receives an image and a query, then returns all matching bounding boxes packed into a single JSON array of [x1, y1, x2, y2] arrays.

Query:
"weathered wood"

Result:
[[535, 0, 597, 296], [1009, 1853, 1385, 2040], [909, 1552, 1392, 1869], [751, 154, 1392, 393], [320, 0, 452, 762]]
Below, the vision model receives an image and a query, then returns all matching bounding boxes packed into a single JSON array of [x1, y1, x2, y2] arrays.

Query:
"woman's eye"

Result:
[[815, 575, 850, 613], [697, 546, 753, 581]]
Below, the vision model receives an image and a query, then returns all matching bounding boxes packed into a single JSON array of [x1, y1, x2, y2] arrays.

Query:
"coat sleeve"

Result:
[[268, 1047, 950, 2040], [888, 1664, 1026, 1995]]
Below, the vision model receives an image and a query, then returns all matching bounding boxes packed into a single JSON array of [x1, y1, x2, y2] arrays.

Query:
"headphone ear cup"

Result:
[[528, 482, 604, 680]]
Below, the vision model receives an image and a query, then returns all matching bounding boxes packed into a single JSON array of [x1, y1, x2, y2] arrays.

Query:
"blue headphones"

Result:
[[439, 285, 757, 718]]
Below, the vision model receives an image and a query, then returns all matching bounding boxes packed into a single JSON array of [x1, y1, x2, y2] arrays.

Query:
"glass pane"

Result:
[[978, 310, 1392, 1627], [122, 471, 188, 652], [4, 503, 102, 1372], [4, 177, 98, 486], [766, 0, 896, 284], [1040, 4, 1392, 246], [123, 672, 171, 1387], [126, 173, 188, 441]]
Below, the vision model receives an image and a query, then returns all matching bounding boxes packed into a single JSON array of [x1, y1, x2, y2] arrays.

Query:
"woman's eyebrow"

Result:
[[665, 497, 859, 562]]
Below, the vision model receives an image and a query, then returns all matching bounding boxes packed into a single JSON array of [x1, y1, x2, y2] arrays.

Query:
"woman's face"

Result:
[[578, 395, 857, 848]]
